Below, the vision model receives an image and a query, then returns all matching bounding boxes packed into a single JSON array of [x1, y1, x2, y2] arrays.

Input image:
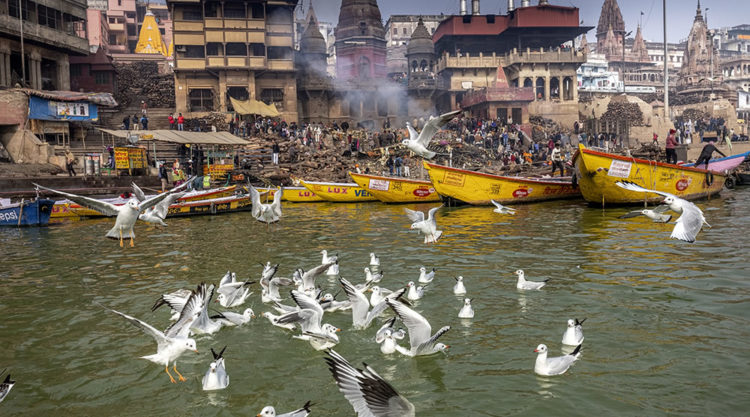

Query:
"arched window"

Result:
[[420, 59, 427, 71], [411, 60, 418, 73], [523, 78, 532, 88]]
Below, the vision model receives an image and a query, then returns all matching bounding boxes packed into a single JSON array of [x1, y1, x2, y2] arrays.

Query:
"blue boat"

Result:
[[0, 199, 56, 226]]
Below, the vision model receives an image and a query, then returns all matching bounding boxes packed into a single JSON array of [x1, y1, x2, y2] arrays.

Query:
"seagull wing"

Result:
[[272, 188, 284, 217], [152, 191, 185, 220], [165, 282, 210, 338], [131, 182, 147, 202], [426, 205, 442, 225], [619, 210, 645, 219], [339, 277, 369, 326], [416, 325, 451, 354], [404, 208, 425, 223], [276, 309, 319, 333], [34, 183, 120, 216], [405, 123, 418, 141], [139, 181, 191, 212], [671, 203, 705, 243], [653, 204, 671, 213], [109, 308, 167, 345], [490, 200, 505, 210], [249, 186, 262, 218], [615, 181, 674, 199], [415, 109, 461, 147], [301, 262, 335, 289], [386, 299, 431, 350], [375, 317, 397, 343], [290, 290, 325, 326]]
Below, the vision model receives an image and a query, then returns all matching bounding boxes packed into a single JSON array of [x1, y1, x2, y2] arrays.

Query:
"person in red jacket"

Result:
[[177, 113, 185, 131], [665, 129, 678, 164], [168, 113, 175, 130]]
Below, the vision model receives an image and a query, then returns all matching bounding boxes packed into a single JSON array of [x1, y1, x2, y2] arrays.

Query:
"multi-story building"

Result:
[[384, 14, 447, 76], [0, 0, 89, 90], [168, 0, 298, 121], [106, 0, 139, 53], [713, 24, 750, 58], [720, 56, 750, 93]]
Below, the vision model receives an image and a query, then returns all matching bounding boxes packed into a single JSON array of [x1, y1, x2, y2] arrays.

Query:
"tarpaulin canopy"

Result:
[[22, 89, 117, 107], [97, 129, 251, 145], [229, 97, 280, 117]]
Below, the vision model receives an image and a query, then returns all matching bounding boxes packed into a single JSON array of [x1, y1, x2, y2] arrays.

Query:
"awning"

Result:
[[229, 97, 280, 117], [97, 129, 251, 145], [22, 89, 117, 107]]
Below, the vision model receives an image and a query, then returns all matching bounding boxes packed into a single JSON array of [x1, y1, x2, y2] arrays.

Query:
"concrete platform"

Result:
[[0, 175, 162, 199]]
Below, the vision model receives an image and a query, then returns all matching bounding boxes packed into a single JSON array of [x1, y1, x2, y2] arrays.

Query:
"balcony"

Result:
[[176, 58, 206, 70], [249, 56, 266, 68], [267, 59, 293, 71], [109, 22, 125, 32], [173, 21, 204, 32], [266, 24, 292, 34], [0, 15, 89, 54]]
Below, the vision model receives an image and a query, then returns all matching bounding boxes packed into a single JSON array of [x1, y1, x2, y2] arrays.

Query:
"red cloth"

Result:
[[168, 116, 174, 124], [177, 116, 184, 124], [666, 133, 677, 149]]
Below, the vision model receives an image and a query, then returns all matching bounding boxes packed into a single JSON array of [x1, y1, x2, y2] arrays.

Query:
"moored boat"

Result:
[[165, 194, 254, 217], [0, 198, 55, 226], [682, 150, 750, 172], [423, 161, 580, 205], [299, 180, 377, 202], [349, 171, 440, 203], [281, 186, 324, 202], [573, 144, 726, 205]]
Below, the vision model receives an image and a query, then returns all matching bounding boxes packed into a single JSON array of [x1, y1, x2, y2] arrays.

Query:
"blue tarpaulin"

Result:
[[28, 96, 99, 121]]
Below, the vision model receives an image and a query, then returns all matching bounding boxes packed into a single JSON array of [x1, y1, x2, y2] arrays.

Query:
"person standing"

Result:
[[65, 147, 76, 176], [386, 155, 394, 175], [122, 116, 130, 130], [177, 113, 185, 131], [141, 100, 148, 116], [132, 114, 139, 131], [694, 140, 726, 170], [272, 141, 280, 165], [394, 155, 403, 176], [140, 114, 149, 130], [168, 113, 175, 130], [550, 143, 564, 177], [665, 129, 678, 164], [159, 161, 169, 192]]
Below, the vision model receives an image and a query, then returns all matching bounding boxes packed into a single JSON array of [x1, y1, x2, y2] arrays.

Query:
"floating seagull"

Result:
[[261, 312, 296, 331], [515, 269, 548, 290], [0, 369, 14, 404], [257, 401, 313, 417], [386, 299, 450, 357], [276, 290, 341, 350], [405, 206, 443, 244], [364, 267, 384, 284], [375, 317, 406, 355], [34, 181, 189, 247], [106, 283, 207, 383], [369, 285, 396, 306], [453, 276, 467, 295], [295, 261, 336, 295], [260, 276, 295, 304], [534, 344, 582, 376], [402, 109, 462, 159], [619, 205, 672, 223], [615, 181, 710, 242], [418, 266, 435, 283], [202, 346, 229, 391], [406, 281, 426, 301], [458, 298, 474, 319], [325, 349, 416, 416], [217, 275, 254, 308], [562, 318, 586, 346], [318, 293, 351, 313], [138, 191, 186, 226], [321, 250, 339, 276], [250, 185, 283, 227], [339, 277, 392, 329], [211, 309, 255, 327], [369, 252, 380, 267], [491, 200, 516, 215]]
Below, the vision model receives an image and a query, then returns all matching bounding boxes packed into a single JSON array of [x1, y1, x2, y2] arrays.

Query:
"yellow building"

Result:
[[135, 11, 168, 55], [167, 0, 298, 121]]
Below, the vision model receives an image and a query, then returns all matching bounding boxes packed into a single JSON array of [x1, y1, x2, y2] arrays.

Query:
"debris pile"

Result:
[[183, 113, 230, 132], [114, 62, 175, 109], [529, 115, 565, 141], [680, 108, 710, 122]]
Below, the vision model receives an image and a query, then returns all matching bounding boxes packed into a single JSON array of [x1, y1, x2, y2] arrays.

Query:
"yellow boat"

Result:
[[349, 172, 440, 203], [282, 186, 324, 202], [424, 161, 580, 205], [299, 180, 378, 202], [572, 144, 726, 205]]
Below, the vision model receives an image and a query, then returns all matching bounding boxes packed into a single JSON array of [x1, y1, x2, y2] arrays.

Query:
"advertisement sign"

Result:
[[56, 102, 90, 117]]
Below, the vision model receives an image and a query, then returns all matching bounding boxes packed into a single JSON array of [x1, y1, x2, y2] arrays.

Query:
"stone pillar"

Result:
[[57, 58, 70, 91], [544, 77, 550, 102], [29, 52, 42, 90], [218, 70, 227, 112], [248, 70, 256, 99], [0, 51, 7, 87], [558, 76, 563, 101]]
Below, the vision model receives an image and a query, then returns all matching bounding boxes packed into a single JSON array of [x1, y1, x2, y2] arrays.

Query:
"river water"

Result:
[[2, 189, 750, 416]]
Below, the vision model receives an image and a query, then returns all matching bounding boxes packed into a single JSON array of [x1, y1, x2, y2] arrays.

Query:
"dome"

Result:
[[300, 21, 327, 55], [406, 18, 434, 57]]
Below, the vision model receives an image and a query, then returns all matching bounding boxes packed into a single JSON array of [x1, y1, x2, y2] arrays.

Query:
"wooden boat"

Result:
[[299, 180, 378, 202], [423, 161, 580, 205], [165, 194, 254, 217], [0, 199, 55, 226], [349, 172, 440, 203], [282, 186, 324, 202], [51, 185, 238, 218], [572, 144, 726, 205], [682, 150, 750, 172]]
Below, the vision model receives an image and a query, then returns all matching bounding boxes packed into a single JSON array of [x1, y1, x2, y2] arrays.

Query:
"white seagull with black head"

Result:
[[402, 109, 461, 159]]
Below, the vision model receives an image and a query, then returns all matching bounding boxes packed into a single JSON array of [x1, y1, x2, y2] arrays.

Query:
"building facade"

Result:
[[384, 14, 446, 76], [334, 0, 387, 81], [167, 0, 298, 121]]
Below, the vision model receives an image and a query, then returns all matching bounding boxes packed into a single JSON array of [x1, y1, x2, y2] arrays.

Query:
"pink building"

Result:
[[106, 0, 139, 53], [84, 9, 110, 53]]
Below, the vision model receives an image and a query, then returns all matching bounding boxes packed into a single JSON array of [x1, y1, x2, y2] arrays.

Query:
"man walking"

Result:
[[665, 129, 678, 164], [550, 143, 565, 177], [272, 141, 280, 165]]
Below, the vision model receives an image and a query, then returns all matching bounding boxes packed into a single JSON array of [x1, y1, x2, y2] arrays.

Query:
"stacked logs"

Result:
[[600, 98, 644, 127], [183, 113, 230, 132], [114, 62, 175, 109]]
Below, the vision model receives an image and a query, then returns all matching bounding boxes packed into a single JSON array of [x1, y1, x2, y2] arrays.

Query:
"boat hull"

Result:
[[299, 181, 377, 202], [166, 195, 253, 217], [282, 186, 324, 202], [349, 172, 440, 203], [0, 199, 55, 226], [424, 162, 580, 205], [573, 145, 726, 205]]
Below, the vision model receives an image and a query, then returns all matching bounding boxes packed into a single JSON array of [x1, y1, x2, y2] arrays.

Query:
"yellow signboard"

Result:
[[114, 147, 146, 170], [203, 164, 234, 177]]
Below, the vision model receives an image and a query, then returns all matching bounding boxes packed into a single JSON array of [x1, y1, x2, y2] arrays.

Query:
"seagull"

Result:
[[364, 267, 384, 284], [202, 346, 229, 391], [615, 181, 710, 242], [0, 369, 14, 404], [386, 299, 450, 357], [321, 250, 339, 276], [138, 191, 186, 226], [406, 281, 426, 301], [250, 185, 283, 227], [368, 285, 398, 306], [106, 283, 207, 383], [325, 349, 416, 416], [261, 262, 279, 281], [515, 269, 548, 290], [295, 261, 336, 295], [405, 206, 443, 244], [260, 276, 295, 304], [458, 298, 474, 319], [375, 317, 406, 355], [339, 277, 393, 329], [562, 318, 586, 346], [257, 401, 313, 417], [534, 344, 582, 376], [418, 267, 435, 283], [369, 252, 380, 267], [619, 205, 672, 223], [151, 288, 193, 321], [211, 309, 255, 327], [453, 276, 467, 295], [34, 181, 189, 247], [491, 200, 516, 215], [402, 109, 462, 159], [216, 275, 254, 308], [318, 293, 352, 313], [276, 290, 341, 350], [262, 312, 296, 331]]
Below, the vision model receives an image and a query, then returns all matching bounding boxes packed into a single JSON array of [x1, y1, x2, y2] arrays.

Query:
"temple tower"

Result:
[[334, 0, 387, 81], [596, 0, 625, 54], [679, 1, 720, 85]]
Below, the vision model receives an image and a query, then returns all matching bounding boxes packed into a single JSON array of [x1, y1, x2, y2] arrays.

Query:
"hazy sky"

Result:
[[304, 0, 750, 43]]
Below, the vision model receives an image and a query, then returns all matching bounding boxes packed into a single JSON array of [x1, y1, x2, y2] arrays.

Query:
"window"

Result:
[[117, 0, 121, 5], [206, 42, 223, 56], [250, 43, 265, 56], [267, 6, 291, 24], [402, 27, 407, 35], [225, 43, 246, 56], [109, 34, 117, 44], [250, 3, 264, 19], [70, 64, 82, 77], [38, 6, 58, 30], [260, 88, 283, 105], [393, 28, 397, 35], [267, 46, 292, 60], [181, 45, 205, 58], [181, 6, 202, 21], [204, 1, 220, 18], [189, 89, 214, 111], [224, 3, 245, 19], [95, 72, 109, 85], [159, 28, 165, 35]]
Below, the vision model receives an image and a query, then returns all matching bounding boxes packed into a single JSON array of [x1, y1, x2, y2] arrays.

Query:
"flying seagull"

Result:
[[615, 181, 709, 242], [325, 349, 415, 417], [386, 299, 450, 357], [257, 401, 313, 417], [491, 200, 516, 215], [619, 205, 672, 223], [402, 109, 462, 159], [405, 205, 443, 244], [250, 185, 283, 227], [138, 190, 186, 226], [34, 181, 189, 246]]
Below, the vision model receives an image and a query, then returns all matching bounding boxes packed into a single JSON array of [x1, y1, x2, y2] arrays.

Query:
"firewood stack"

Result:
[[114, 62, 175, 109]]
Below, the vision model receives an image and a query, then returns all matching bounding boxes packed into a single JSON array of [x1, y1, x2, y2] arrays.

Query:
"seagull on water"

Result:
[[250, 185, 283, 227], [202, 346, 229, 391], [458, 298, 474, 319], [260, 276, 295, 304], [321, 250, 339, 275], [515, 269, 548, 290], [562, 318, 586, 346], [491, 200, 516, 215], [106, 283, 207, 383], [294, 261, 336, 295], [339, 277, 393, 330], [325, 349, 416, 417], [276, 290, 341, 350], [386, 299, 450, 357], [418, 266, 435, 283], [216, 273, 254, 308], [364, 267, 384, 284], [619, 205, 672, 223], [534, 344, 582, 376], [211, 309, 255, 327], [257, 401, 313, 417], [368, 285, 406, 306], [406, 281, 426, 301], [369, 252, 380, 267], [615, 181, 710, 242], [0, 369, 14, 404], [35, 181, 189, 247], [453, 276, 467, 295], [375, 317, 407, 355], [402, 109, 462, 159], [405, 206, 443, 244]]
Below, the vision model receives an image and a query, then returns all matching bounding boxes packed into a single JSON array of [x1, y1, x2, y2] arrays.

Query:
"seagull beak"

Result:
[[336, 328, 341, 332], [257, 414, 263, 417], [445, 345, 451, 349], [194, 349, 199, 353], [251, 313, 256, 318], [533, 348, 539, 352]]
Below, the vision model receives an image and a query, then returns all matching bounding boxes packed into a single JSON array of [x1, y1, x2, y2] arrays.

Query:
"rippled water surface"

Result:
[[2, 189, 750, 416]]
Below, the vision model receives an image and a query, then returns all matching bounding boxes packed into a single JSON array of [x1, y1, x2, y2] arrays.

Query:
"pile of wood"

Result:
[[183, 113, 230, 132], [600, 97, 644, 126], [681, 108, 710, 122], [529, 115, 564, 140], [114, 62, 175, 109], [629, 142, 664, 160]]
